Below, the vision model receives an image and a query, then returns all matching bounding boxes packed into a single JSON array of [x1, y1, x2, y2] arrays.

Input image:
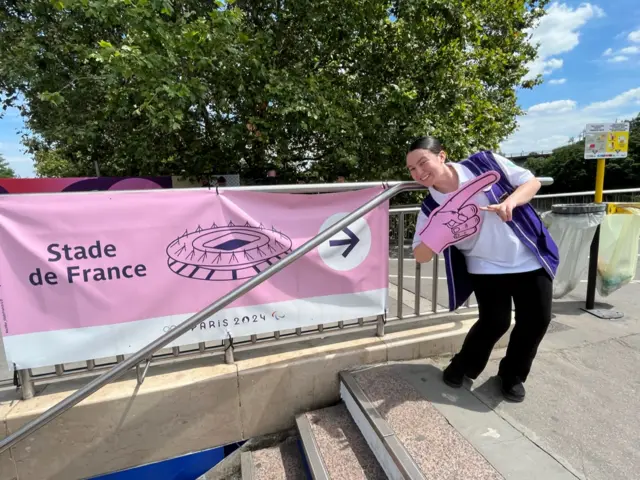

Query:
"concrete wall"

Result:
[[0, 312, 512, 480]]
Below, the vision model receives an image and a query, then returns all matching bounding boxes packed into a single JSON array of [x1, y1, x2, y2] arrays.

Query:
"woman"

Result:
[[408, 136, 559, 402]]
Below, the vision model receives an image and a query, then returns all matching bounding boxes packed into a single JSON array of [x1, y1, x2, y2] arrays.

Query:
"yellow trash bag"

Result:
[[596, 209, 640, 297]]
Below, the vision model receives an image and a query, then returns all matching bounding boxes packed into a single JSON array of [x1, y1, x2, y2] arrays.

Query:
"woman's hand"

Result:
[[480, 198, 516, 222], [414, 243, 434, 263], [480, 177, 541, 222]]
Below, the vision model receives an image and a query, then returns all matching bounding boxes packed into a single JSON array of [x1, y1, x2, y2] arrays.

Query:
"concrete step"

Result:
[[296, 403, 386, 480], [340, 362, 576, 480], [241, 436, 308, 480]]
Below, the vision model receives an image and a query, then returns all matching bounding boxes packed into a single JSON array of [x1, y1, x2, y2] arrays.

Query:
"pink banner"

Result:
[[0, 188, 388, 368]]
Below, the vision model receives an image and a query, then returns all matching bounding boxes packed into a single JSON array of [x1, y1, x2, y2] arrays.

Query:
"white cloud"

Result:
[[529, 100, 576, 113], [525, 58, 564, 79], [528, 3, 605, 58], [608, 55, 629, 63], [603, 47, 613, 56], [584, 88, 640, 111], [629, 30, 640, 43], [501, 87, 640, 154], [548, 78, 567, 85], [620, 46, 640, 55], [523, 3, 605, 80]]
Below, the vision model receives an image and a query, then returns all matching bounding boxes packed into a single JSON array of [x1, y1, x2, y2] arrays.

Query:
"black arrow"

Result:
[[329, 227, 360, 258]]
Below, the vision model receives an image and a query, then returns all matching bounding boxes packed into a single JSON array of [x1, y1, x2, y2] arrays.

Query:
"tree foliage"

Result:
[[1, 0, 549, 181], [0, 154, 17, 178], [525, 114, 640, 193]]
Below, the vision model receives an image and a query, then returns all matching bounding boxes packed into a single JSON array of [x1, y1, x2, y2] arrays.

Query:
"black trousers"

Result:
[[453, 268, 553, 383]]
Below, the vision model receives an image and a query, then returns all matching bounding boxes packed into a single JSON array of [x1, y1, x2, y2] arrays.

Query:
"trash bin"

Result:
[[596, 206, 640, 297], [542, 203, 606, 299]]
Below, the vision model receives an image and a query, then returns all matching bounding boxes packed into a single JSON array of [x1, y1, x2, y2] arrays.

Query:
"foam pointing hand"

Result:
[[418, 170, 500, 254]]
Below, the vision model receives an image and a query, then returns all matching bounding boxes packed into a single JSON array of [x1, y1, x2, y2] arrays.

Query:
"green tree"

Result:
[[1, 0, 549, 181], [0, 154, 16, 178], [29, 147, 83, 178]]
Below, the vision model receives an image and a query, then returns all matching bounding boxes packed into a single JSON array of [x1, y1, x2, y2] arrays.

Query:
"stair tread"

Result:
[[354, 366, 504, 480], [251, 436, 306, 480], [304, 403, 386, 480]]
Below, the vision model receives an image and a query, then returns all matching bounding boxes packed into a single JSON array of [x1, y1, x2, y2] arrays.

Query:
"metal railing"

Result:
[[501, 150, 554, 158], [2, 176, 554, 453], [10, 178, 559, 398]]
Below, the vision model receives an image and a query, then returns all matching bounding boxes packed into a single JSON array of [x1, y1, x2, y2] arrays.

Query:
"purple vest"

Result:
[[420, 151, 560, 311]]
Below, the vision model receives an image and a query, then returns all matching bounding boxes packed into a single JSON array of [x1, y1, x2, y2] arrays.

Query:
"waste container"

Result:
[[596, 206, 640, 297], [542, 204, 606, 299]]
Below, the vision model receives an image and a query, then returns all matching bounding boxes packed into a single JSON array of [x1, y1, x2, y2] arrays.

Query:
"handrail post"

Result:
[[414, 261, 421, 316], [396, 213, 405, 319], [18, 369, 35, 400], [224, 338, 235, 365], [376, 315, 385, 337], [432, 254, 439, 313]]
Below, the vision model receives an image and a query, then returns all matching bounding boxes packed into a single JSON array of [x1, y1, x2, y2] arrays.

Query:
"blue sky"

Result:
[[1, 1, 640, 176], [500, 1, 640, 154]]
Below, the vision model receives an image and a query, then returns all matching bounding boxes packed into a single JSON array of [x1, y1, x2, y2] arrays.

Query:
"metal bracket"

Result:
[[581, 308, 624, 320], [136, 358, 152, 386], [224, 334, 235, 364]]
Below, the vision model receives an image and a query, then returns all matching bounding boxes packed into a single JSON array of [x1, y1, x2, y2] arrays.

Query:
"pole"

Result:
[[18, 369, 35, 400], [585, 158, 606, 310], [594, 158, 606, 204]]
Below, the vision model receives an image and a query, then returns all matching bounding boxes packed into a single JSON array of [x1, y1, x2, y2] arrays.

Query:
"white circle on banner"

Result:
[[318, 213, 371, 271]]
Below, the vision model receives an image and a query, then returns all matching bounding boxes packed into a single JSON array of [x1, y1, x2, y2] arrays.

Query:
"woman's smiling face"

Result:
[[406, 148, 447, 187]]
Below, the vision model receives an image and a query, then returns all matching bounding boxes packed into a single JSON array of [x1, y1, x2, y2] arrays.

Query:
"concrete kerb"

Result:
[[1, 309, 488, 480]]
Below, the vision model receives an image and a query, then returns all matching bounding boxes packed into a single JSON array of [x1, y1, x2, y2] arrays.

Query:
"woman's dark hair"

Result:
[[408, 136, 444, 155]]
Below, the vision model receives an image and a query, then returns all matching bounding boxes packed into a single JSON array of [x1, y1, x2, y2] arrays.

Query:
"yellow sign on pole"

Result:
[[584, 122, 630, 159]]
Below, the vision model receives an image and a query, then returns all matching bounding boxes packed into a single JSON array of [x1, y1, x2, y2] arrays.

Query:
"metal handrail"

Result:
[[3, 177, 555, 198], [3, 180, 417, 198], [0, 181, 426, 453], [535, 187, 640, 199]]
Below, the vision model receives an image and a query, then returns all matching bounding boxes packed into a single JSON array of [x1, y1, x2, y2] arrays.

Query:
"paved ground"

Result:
[[426, 293, 640, 480], [390, 250, 640, 480]]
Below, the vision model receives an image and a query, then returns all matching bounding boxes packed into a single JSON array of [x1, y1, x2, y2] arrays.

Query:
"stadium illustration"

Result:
[[166, 221, 293, 281]]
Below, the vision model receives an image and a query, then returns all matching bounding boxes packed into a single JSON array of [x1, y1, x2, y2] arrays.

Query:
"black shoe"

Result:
[[442, 359, 466, 388], [500, 376, 525, 402]]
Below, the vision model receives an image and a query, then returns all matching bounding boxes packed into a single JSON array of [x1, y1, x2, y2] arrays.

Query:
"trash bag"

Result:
[[542, 205, 605, 299], [596, 209, 640, 297]]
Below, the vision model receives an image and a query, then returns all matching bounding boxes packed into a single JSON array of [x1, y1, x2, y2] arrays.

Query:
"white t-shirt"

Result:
[[412, 153, 541, 275]]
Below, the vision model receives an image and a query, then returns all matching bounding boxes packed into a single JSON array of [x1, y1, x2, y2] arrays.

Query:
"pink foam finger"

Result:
[[440, 170, 499, 211]]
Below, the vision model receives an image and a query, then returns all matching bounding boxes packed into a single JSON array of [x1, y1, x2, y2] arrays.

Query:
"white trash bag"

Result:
[[542, 205, 605, 299], [596, 209, 640, 297]]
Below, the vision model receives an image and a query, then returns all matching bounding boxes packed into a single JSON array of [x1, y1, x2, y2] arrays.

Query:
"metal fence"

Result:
[[16, 177, 615, 401]]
